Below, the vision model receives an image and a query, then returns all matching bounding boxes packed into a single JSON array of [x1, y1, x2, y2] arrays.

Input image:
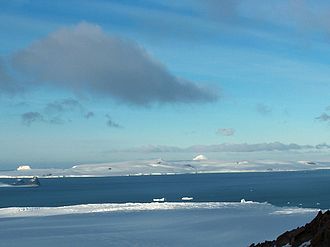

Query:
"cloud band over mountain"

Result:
[[118, 142, 330, 153]]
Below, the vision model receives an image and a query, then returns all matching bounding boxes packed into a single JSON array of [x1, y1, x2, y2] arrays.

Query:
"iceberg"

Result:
[[181, 197, 193, 201], [153, 198, 166, 202]]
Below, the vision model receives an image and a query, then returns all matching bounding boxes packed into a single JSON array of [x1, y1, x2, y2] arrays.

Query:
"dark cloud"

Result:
[[44, 99, 83, 114], [21, 98, 93, 126], [48, 116, 65, 125], [256, 103, 272, 115], [12, 22, 218, 106], [84, 111, 95, 119], [106, 115, 121, 128], [43, 98, 85, 124], [315, 143, 330, 149], [122, 142, 330, 153], [315, 113, 330, 122], [21, 111, 65, 126], [21, 112, 44, 126], [0, 61, 22, 95], [217, 128, 235, 136], [199, 0, 241, 22]]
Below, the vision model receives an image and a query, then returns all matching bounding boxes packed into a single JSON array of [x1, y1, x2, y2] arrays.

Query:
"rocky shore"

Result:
[[250, 210, 330, 247]]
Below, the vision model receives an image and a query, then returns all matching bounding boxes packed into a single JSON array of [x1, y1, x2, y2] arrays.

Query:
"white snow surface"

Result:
[[193, 154, 207, 161], [298, 241, 311, 247], [0, 201, 318, 218], [17, 165, 31, 170], [0, 202, 266, 218], [1, 158, 330, 178], [0, 201, 319, 247]]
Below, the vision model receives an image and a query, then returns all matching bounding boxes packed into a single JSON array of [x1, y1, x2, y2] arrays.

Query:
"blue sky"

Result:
[[1, 0, 330, 168]]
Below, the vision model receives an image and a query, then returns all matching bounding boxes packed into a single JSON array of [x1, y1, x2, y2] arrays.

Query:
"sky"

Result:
[[1, 0, 330, 168]]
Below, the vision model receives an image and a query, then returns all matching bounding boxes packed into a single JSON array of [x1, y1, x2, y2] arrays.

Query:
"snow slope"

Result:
[[0, 201, 318, 247], [1, 158, 330, 178]]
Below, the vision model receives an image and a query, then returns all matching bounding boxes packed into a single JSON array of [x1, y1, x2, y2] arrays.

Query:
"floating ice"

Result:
[[240, 199, 254, 204], [181, 197, 193, 201], [0, 201, 320, 247], [0, 201, 319, 218], [153, 198, 165, 202]]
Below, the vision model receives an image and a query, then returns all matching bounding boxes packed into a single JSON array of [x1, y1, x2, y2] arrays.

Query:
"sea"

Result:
[[0, 169, 329, 209]]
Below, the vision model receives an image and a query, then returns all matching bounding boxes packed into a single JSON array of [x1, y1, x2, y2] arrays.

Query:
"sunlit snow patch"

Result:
[[193, 155, 207, 161]]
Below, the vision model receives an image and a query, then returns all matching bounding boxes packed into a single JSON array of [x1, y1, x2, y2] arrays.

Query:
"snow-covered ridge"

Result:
[[1, 158, 330, 178], [0, 201, 319, 218]]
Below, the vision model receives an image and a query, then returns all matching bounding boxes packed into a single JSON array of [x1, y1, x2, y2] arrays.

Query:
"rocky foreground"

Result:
[[250, 210, 330, 247]]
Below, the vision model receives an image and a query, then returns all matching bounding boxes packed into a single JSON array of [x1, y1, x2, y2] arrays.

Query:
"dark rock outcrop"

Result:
[[250, 210, 330, 247]]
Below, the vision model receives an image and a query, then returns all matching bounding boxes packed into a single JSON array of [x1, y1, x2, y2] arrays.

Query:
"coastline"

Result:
[[1, 158, 330, 179], [0, 201, 320, 247]]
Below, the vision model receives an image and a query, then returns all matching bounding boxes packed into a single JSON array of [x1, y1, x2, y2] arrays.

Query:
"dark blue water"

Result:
[[0, 170, 330, 209]]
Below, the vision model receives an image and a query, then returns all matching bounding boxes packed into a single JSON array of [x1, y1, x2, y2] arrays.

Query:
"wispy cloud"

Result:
[[21, 112, 44, 126], [21, 98, 93, 126], [21, 111, 66, 126], [216, 128, 235, 136], [0, 61, 22, 95], [119, 142, 329, 153], [84, 111, 95, 119], [42, 98, 87, 124], [256, 103, 272, 115], [315, 113, 330, 122], [197, 0, 241, 22], [105, 114, 122, 128], [44, 99, 83, 115]]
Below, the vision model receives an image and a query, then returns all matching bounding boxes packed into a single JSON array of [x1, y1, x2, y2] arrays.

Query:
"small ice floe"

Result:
[[181, 197, 193, 201], [153, 198, 165, 202], [316, 202, 320, 206], [240, 199, 253, 204]]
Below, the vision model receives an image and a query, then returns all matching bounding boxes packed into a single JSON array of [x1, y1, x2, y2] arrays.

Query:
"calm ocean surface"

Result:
[[0, 170, 329, 209]]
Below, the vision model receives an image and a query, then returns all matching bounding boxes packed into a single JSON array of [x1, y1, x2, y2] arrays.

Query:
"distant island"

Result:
[[1, 157, 330, 178]]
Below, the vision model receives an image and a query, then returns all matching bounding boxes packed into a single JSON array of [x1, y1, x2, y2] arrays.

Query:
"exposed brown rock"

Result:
[[250, 210, 330, 247]]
